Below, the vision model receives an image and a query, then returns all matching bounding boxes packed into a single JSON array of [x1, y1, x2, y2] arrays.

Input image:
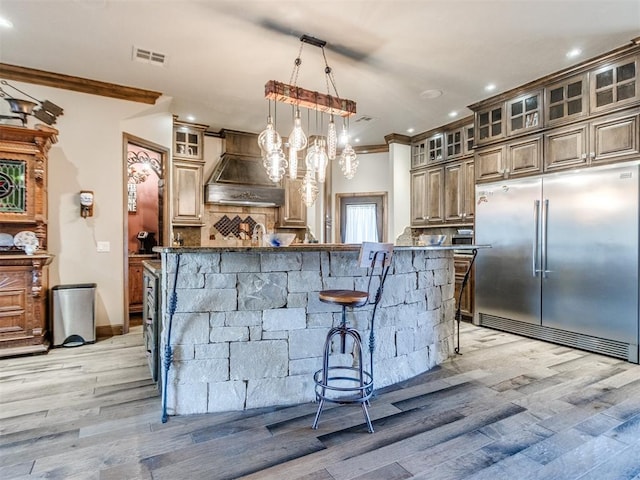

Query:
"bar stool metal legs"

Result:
[[312, 305, 374, 433]]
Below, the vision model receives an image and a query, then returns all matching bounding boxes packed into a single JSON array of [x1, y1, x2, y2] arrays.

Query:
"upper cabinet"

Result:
[[476, 104, 504, 144], [173, 118, 207, 160], [506, 91, 542, 136], [411, 140, 427, 168], [427, 133, 445, 164], [590, 54, 639, 114], [545, 74, 589, 126]]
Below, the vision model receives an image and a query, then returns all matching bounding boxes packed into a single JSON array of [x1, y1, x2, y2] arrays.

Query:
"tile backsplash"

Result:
[[202, 205, 276, 246]]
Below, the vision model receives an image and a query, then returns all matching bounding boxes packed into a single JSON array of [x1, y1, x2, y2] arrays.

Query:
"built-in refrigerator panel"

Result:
[[475, 177, 543, 325], [542, 165, 639, 344]]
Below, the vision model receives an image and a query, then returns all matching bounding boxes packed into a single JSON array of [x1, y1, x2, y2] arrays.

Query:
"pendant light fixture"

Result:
[[259, 34, 358, 206]]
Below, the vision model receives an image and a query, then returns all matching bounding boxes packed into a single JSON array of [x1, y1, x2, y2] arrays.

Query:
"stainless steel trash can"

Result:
[[51, 283, 97, 347]]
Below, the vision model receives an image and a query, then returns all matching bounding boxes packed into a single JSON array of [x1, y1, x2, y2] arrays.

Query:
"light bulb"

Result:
[[340, 144, 358, 180], [264, 148, 287, 182], [288, 109, 307, 150], [257, 116, 282, 155], [315, 138, 329, 183], [288, 147, 298, 179], [299, 171, 319, 207], [339, 124, 349, 146], [327, 117, 337, 160]]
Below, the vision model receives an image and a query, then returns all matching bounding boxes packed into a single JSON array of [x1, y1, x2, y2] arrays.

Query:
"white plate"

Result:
[[0, 233, 13, 247], [14, 230, 38, 249]]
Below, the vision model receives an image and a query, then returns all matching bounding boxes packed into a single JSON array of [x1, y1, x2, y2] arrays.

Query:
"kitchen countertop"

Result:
[[153, 244, 489, 254]]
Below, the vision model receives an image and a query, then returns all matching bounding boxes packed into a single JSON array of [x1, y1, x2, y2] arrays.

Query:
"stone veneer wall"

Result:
[[161, 248, 455, 415]]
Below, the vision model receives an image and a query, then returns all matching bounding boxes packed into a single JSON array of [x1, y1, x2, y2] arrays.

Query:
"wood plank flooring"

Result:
[[1, 323, 640, 479]]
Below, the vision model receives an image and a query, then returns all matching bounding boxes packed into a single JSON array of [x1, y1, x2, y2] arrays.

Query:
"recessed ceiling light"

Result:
[[407, 127, 415, 134], [186, 115, 195, 122], [0, 16, 14, 28], [354, 138, 361, 143], [566, 48, 582, 59], [419, 89, 443, 100], [485, 83, 496, 92], [448, 111, 458, 118]]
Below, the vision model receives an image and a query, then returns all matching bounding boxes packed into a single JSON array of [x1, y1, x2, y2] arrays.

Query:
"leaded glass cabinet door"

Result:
[[0, 158, 34, 222], [590, 54, 639, 114], [545, 74, 588, 126]]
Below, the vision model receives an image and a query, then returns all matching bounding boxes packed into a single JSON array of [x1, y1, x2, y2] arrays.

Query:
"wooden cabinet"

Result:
[[410, 169, 428, 226], [0, 125, 56, 357], [476, 104, 504, 144], [507, 91, 542, 136], [172, 159, 204, 225], [446, 127, 464, 159], [278, 175, 307, 228], [427, 133, 445, 163], [476, 136, 542, 182], [173, 119, 207, 160], [444, 158, 475, 223], [544, 112, 639, 172], [143, 261, 161, 389], [128, 255, 153, 314], [545, 73, 589, 126], [0, 256, 53, 357], [454, 255, 474, 320], [590, 54, 639, 114], [464, 123, 475, 154], [411, 140, 427, 168]]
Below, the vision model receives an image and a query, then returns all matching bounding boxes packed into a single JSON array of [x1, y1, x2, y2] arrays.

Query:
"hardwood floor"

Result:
[[1, 323, 640, 479]]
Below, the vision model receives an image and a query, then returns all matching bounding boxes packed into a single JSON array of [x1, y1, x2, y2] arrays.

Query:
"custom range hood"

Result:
[[205, 130, 285, 207]]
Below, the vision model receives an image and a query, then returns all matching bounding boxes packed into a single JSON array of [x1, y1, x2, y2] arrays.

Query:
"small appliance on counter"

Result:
[[137, 231, 156, 254], [452, 229, 473, 253]]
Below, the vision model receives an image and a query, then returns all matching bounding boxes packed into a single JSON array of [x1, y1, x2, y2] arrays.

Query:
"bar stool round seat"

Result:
[[318, 289, 369, 307]]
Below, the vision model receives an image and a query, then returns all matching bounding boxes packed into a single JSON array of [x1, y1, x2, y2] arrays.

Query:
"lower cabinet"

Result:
[[129, 255, 156, 314], [143, 261, 162, 390], [0, 255, 53, 357], [172, 159, 204, 226], [454, 255, 474, 320]]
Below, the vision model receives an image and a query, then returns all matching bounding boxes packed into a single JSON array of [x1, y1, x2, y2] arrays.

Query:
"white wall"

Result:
[[4, 81, 173, 328]]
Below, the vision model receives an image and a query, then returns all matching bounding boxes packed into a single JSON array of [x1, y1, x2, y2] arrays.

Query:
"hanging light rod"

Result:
[[264, 80, 356, 117], [300, 34, 327, 48]]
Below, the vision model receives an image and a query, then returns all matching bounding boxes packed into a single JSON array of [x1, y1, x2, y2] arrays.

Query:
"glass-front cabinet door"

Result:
[[446, 128, 463, 159], [507, 91, 542, 135], [590, 54, 639, 113], [476, 105, 504, 144], [427, 133, 445, 163], [411, 140, 427, 168], [545, 74, 588, 126]]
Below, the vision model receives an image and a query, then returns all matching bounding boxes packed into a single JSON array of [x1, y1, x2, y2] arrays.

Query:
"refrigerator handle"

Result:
[[542, 199, 549, 278], [533, 200, 541, 276]]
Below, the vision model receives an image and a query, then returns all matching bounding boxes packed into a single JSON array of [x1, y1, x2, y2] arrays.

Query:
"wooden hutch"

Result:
[[0, 124, 57, 357]]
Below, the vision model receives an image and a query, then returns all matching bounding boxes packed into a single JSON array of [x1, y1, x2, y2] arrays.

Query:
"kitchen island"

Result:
[[154, 244, 480, 416]]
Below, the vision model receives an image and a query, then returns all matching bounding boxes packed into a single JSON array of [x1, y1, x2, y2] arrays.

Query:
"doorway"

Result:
[[336, 192, 388, 243], [122, 133, 168, 334]]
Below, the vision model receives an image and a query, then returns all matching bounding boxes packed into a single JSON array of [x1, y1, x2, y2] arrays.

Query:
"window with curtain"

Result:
[[344, 203, 379, 243]]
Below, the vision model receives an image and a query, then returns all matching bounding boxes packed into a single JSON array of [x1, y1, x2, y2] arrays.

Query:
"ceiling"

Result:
[[0, 0, 639, 146]]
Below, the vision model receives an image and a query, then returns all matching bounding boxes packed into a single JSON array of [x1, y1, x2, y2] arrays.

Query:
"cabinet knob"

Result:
[[581, 153, 587, 160], [589, 152, 596, 159]]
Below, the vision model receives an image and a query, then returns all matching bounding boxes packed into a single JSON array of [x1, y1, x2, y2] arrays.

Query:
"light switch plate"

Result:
[[96, 241, 110, 252]]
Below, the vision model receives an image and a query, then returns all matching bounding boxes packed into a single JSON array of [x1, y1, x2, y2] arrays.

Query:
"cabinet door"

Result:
[[590, 113, 639, 165], [462, 159, 475, 222], [172, 161, 203, 225], [545, 74, 588, 126], [425, 166, 444, 224], [454, 256, 474, 318], [508, 136, 542, 177], [278, 176, 307, 228], [0, 269, 31, 342], [128, 261, 144, 314], [410, 169, 428, 226], [464, 124, 475, 155], [544, 123, 589, 172], [507, 91, 542, 136], [0, 157, 36, 223], [444, 162, 463, 223], [446, 128, 464, 159], [476, 105, 504, 144], [174, 124, 205, 160], [590, 55, 639, 114], [411, 141, 427, 168], [427, 134, 445, 163], [475, 145, 506, 182]]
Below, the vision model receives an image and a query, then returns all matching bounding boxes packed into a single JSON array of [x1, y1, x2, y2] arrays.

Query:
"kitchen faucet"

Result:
[[252, 223, 266, 245]]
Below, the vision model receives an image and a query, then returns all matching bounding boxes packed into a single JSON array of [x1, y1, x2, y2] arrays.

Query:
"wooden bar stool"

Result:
[[312, 242, 393, 433]]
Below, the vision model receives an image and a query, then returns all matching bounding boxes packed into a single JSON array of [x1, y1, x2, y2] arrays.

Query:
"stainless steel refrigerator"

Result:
[[475, 162, 639, 363]]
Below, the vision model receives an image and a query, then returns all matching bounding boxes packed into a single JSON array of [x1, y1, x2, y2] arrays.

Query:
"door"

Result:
[[475, 177, 542, 324], [541, 165, 639, 344]]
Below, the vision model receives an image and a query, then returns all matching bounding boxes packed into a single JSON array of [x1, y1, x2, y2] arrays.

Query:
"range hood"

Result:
[[205, 153, 285, 207]]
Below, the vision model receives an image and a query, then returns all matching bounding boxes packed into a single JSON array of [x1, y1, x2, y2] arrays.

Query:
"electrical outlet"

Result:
[[96, 241, 110, 252]]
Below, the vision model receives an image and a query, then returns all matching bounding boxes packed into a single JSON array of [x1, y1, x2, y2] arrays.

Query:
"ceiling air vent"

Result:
[[132, 46, 167, 66], [355, 115, 375, 123]]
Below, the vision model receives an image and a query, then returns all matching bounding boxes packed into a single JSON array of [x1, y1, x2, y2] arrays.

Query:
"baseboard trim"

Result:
[[96, 325, 123, 339]]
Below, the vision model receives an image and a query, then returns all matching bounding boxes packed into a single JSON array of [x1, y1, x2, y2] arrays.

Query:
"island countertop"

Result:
[[156, 244, 486, 416]]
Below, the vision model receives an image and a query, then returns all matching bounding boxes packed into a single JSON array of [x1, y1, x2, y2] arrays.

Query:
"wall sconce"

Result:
[[79, 190, 94, 218]]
